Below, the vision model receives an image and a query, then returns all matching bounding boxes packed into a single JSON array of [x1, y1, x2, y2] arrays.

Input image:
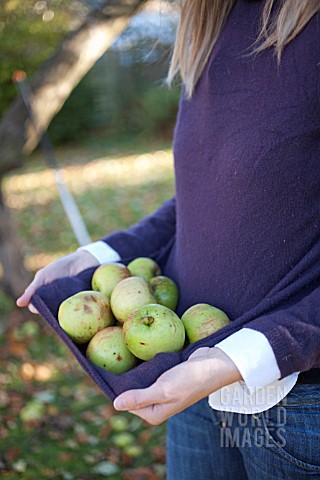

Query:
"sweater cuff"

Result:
[[78, 241, 121, 264], [215, 328, 281, 391]]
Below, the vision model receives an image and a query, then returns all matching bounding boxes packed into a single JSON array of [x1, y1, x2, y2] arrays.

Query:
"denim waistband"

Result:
[[277, 382, 320, 407], [297, 368, 320, 384]]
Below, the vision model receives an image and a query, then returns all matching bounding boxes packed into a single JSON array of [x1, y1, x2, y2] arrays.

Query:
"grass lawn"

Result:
[[0, 136, 175, 479]]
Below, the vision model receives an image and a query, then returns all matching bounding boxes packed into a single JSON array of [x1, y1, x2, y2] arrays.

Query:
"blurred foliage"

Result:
[[139, 85, 180, 135], [1, 8, 178, 476], [1, 138, 174, 478], [0, 0, 87, 115], [48, 45, 180, 143], [1, 0, 179, 144], [4, 139, 175, 260], [0, 289, 15, 316]]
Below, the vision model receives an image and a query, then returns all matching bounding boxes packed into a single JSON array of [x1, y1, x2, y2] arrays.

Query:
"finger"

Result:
[[28, 303, 39, 314], [113, 384, 164, 411], [128, 402, 176, 426], [128, 406, 163, 425]]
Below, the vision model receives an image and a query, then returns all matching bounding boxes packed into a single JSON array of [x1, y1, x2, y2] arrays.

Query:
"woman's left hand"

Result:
[[113, 347, 242, 425]]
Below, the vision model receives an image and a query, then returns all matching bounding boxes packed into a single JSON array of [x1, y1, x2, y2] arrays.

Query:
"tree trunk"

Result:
[[0, 180, 31, 298], [0, 0, 147, 176]]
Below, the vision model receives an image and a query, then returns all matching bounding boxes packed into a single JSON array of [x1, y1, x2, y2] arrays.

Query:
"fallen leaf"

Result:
[[151, 446, 166, 463], [5, 447, 20, 463], [106, 447, 120, 465], [59, 452, 74, 462], [0, 391, 9, 408], [139, 430, 152, 444], [98, 405, 115, 420], [122, 467, 159, 480], [98, 424, 112, 439]]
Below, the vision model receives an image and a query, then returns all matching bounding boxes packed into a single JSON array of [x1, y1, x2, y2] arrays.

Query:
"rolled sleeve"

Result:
[[215, 328, 281, 391], [78, 240, 121, 264]]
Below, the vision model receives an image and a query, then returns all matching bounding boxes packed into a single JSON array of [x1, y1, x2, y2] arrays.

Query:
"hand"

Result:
[[16, 249, 99, 314], [113, 347, 242, 425]]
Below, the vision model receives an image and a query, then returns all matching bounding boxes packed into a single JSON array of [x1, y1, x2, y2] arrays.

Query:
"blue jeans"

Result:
[[166, 384, 320, 479]]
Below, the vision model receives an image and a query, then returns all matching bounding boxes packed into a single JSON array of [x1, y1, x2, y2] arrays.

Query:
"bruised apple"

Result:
[[58, 291, 114, 344], [110, 277, 156, 324], [123, 304, 185, 361], [127, 257, 161, 282], [181, 303, 230, 343], [149, 275, 179, 311], [86, 326, 137, 374], [91, 263, 131, 298]]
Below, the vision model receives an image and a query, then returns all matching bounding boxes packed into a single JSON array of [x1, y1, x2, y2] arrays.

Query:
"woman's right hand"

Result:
[[16, 249, 99, 314]]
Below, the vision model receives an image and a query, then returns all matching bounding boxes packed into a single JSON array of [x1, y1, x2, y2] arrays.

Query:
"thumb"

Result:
[[114, 384, 162, 411], [28, 303, 39, 314]]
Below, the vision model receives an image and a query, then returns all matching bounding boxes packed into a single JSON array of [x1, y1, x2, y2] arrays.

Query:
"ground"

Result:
[[0, 136, 175, 479]]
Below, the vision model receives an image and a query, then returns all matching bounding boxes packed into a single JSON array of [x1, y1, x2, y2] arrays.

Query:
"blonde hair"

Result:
[[168, 0, 320, 98]]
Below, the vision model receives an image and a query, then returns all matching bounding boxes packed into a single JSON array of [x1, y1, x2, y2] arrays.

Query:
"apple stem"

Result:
[[142, 316, 154, 326]]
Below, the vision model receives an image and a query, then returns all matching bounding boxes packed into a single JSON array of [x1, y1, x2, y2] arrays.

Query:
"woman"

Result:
[[17, 1, 320, 478]]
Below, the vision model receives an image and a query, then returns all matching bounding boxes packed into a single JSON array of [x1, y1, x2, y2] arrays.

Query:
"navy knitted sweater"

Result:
[[104, 0, 320, 379]]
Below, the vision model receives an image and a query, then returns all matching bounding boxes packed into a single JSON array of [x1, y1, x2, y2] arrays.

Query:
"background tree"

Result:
[[0, 0, 147, 298]]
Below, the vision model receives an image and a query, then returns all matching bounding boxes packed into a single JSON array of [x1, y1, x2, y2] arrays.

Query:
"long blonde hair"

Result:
[[168, 0, 320, 98]]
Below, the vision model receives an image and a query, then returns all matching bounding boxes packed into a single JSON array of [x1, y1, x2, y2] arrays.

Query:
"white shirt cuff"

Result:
[[78, 240, 121, 264], [215, 328, 281, 392]]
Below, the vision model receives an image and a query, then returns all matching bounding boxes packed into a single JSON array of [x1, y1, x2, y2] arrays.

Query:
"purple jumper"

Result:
[[33, 0, 320, 399]]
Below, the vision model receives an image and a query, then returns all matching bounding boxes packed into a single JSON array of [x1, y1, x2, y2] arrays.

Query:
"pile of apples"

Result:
[[58, 257, 230, 374]]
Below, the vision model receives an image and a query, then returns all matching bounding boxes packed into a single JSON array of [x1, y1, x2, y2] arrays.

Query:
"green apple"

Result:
[[181, 303, 230, 343], [110, 277, 156, 324], [127, 257, 161, 282], [112, 432, 135, 448], [123, 304, 185, 361], [109, 414, 129, 432], [91, 262, 131, 298], [86, 326, 137, 374], [123, 444, 143, 458], [58, 291, 114, 344], [149, 275, 179, 311]]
